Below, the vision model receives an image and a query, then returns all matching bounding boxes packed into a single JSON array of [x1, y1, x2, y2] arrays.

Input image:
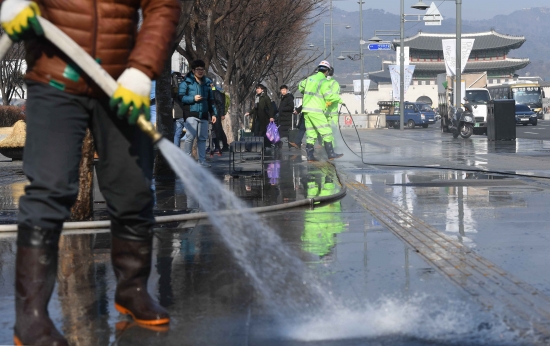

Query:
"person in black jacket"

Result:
[[245, 84, 275, 147], [211, 85, 229, 155], [278, 85, 295, 148]]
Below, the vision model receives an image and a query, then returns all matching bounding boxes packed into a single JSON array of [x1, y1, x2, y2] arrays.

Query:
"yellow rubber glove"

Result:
[[110, 68, 151, 125], [0, 0, 43, 41]]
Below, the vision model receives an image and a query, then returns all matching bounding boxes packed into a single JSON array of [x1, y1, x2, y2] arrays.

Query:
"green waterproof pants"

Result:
[[304, 111, 334, 145]]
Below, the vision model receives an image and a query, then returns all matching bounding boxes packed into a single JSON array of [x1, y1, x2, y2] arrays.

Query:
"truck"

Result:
[[379, 101, 436, 129], [438, 72, 490, 134]]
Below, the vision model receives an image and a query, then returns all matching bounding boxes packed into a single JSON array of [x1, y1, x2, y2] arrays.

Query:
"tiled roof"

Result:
[[367, 69, 391, 83], [393, 31, 525, 51], [368, 58, 530, 82], [411, 59, 530, 72]]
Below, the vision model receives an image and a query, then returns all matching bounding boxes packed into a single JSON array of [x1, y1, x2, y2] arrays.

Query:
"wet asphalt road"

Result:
[[2, 124, 550, 344], [515, 120, 550, 140]]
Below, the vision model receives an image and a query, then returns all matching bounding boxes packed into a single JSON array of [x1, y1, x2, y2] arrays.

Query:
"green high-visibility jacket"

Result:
[[325, 78, 341, 120], [298, 72, 342, 115], [301, 179, 345, 257]]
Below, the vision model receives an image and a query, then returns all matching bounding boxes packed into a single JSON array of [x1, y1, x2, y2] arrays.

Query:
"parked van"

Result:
[[384, 102, 436, 129]]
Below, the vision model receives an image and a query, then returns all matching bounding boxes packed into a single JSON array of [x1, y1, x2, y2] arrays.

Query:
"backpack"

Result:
[[212, 88, 226, 116], [171, 72, 187, 119], [171, 72, 184, 99]]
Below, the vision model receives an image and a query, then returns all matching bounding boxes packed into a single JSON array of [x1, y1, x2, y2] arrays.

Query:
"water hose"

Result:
[[0, 186, 346, 233]]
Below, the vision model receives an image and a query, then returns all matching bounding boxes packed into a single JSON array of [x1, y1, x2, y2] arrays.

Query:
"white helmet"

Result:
[[318, 60, 331, 69]]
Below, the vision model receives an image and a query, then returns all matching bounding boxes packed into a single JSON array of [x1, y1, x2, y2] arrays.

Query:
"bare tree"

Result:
[[165, 0, 325, 143], [263, 30, 323, 98], [210, 0, 325, 141], [0, 34, 25, 105], [177, 0, 241, 68]]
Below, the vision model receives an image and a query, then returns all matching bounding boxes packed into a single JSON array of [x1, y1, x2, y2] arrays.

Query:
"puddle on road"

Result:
[[355, 171, 535, 245], [0, 181, 26, 206]]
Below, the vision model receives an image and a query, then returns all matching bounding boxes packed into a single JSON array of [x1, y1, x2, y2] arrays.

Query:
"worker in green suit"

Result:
[[301, 171, 345, 258], [298, 60, 343, 162]]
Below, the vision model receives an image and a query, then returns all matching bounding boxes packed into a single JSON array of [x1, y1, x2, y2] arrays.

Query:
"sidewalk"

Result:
[[0, 128, 550, 344]]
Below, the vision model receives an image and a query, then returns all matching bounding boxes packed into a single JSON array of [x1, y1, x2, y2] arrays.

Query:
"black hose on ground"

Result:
[[0, 169, 347, 233]]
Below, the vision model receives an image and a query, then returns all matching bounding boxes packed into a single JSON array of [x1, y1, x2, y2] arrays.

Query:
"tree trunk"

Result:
[[58, 234, 109, 345], [222, 115, 234, 144], [226, 85, 247, 142], [70, 129, 94, 221], [154, 58, 175, 179]]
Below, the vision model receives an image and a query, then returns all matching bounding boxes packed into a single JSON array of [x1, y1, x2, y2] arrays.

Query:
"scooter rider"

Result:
[[453, 96, 473, 128], [1, 0, 179, 345]]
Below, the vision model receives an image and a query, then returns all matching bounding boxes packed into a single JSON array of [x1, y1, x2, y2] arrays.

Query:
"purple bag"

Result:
[[266, 121, 280, 143], [267, 161, 281, 185]]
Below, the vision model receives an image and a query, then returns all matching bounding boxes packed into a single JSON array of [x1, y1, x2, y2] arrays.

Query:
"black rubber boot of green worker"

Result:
[[324, 141, 343, 160], [306, 144, 318, 162]]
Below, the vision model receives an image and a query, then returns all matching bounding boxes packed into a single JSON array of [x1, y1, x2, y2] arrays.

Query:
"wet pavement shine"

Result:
[[2, 125, 550, 344]]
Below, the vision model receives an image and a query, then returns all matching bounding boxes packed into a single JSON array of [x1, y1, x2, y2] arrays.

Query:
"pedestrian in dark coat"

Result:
[[245, 84, 275, 146], [277, 84, 294, 140]]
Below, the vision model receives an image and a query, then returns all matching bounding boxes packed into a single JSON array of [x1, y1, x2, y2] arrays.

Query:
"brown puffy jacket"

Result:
[[22, 0, 180, 96]]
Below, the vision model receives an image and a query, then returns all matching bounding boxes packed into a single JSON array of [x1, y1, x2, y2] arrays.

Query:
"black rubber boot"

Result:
[[14, 227, 68, 346], [324, 142, 343, 160], [306, 143, 318, 162], [111, 231, 170, 327]]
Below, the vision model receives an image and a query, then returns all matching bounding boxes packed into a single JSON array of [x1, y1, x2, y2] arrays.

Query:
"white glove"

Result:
[[0, 0, 43, 41], [110, 68, 151, 124]]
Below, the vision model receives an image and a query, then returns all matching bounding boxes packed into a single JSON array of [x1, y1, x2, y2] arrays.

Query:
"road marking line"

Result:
[[524, 132, 539, 134]]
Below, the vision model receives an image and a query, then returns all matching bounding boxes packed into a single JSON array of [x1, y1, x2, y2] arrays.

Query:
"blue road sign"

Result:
[[368, 43, 391, 51]]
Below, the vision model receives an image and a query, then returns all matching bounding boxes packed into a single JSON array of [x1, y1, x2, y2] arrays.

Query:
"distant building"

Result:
[[369, 30, 529, 86], [337, 30, 531, 112]]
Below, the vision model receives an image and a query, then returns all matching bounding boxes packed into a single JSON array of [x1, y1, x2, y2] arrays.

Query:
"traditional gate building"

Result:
[[343, 30, 531, 111]]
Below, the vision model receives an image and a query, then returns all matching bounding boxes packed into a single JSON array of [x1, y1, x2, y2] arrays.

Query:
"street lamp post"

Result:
[[455, 0, 462, 113], [359, 0, 365, 114], [337, 50, 365, 112], [369, 1, 435, 130], [324, 23, 351, 60], [400, 0, 405, 131], [331, 0, 333, 66], [329, 0, 350, 66]]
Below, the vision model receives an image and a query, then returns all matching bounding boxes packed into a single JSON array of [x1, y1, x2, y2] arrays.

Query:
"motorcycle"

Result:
[[451, 104, 475, 139]]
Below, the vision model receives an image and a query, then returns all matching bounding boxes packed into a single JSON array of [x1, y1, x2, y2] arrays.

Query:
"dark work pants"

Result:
[[18, 81, 155, 245]]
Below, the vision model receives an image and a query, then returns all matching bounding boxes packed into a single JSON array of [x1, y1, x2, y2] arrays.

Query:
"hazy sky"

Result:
[[333, 0, 550, 21]]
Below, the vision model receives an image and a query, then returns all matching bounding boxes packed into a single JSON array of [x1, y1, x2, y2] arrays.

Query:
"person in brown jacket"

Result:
[[0, 0, 180, 345]]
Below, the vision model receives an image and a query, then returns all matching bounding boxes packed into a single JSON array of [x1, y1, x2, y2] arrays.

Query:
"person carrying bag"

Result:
[[245, 83, 275, 149]]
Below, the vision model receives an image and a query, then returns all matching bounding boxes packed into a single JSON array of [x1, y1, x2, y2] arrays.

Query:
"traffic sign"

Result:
[[368, 43, 391, 51]]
